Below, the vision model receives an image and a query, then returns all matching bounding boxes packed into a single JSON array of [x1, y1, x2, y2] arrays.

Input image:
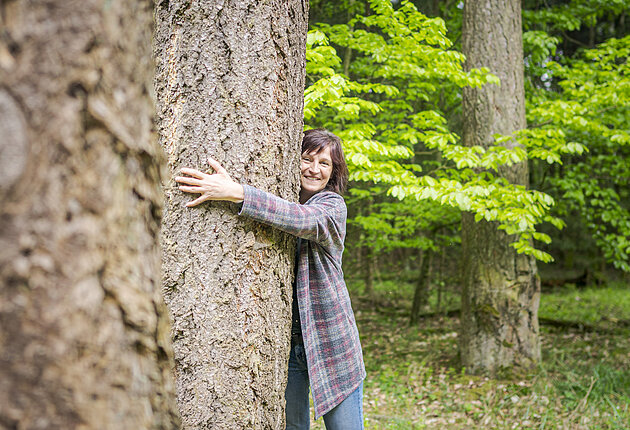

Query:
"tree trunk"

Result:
[[0, 0, 180, 428], [421, 250, 433, 307], [364, 246, 375, 298], [342, 0, 355, 77], [437, 246, 446, 313], [410, 249, 429, 325], [154, 1, 308, 428], [459, 0, 541, 375]]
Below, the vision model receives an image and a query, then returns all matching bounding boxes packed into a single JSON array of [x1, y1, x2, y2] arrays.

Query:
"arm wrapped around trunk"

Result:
[[239, 184, 346, 249]]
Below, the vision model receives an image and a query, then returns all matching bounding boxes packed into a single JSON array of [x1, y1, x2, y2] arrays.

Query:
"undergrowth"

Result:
[[308, 281, 630, 429]]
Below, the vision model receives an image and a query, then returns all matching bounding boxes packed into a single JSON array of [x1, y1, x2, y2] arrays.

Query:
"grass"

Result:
[[308, 281, 630, 429], [539, 282, 630, 328]]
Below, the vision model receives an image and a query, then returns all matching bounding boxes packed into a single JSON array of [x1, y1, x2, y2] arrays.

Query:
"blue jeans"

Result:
[[285, 338, 364, 430]]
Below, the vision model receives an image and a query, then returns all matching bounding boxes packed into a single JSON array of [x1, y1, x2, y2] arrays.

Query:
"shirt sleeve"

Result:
[[238, 184, 346, 248]]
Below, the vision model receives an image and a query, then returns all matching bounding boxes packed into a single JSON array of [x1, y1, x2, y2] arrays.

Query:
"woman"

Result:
[[175, 129, 365, 429]]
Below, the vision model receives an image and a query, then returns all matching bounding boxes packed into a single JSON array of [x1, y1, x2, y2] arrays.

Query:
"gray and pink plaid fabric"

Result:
[[239, 185, 366, 418]]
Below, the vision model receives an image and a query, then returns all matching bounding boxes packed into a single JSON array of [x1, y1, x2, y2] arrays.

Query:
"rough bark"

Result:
[[154, 0, 308, 428], [459, 0, 541, 375], [0, 0, 180, 428]]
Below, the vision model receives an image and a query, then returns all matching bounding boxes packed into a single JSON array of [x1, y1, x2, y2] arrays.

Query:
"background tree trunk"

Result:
[[364, 246, 375, 298], [0, 0, 180, 428], [154, 1, 308, 428], [459, 0, 541, 375], [410, 249, 429, 325]]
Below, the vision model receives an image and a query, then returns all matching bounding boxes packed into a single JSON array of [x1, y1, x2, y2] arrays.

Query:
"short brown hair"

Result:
[[302, 129, 349, 196]]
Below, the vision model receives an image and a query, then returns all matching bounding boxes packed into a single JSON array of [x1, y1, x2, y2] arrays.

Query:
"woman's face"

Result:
[[300, 145, 333, 199]]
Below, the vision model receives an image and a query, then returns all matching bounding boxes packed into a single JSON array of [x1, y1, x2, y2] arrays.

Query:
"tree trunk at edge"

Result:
[[0, 0, 180, 428]]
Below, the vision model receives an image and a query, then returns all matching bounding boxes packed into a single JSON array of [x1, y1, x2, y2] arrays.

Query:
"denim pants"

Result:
[[285, 336, 364, 430]]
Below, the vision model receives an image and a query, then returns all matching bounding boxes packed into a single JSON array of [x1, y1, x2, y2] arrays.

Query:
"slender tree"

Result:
[[410, 249, 432, 325], [154, 1, 308, 428], [0, 0, 179, 428], [459, 0, 541, 374]]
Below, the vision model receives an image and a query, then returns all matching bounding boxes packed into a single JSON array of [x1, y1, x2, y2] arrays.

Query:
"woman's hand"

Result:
[[175, 157, 244, 206]]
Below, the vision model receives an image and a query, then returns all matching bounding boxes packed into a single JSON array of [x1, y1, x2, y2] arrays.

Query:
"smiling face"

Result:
[[299, 145, 333, 203]]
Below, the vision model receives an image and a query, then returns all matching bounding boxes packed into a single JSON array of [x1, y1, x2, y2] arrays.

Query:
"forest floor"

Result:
[[309, 281, 630, 429]]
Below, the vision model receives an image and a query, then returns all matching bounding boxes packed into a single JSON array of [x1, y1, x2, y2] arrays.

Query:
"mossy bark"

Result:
[[0, 0, 180, 428], [154, 0, 308, 428], [459, 0, 541, 375]]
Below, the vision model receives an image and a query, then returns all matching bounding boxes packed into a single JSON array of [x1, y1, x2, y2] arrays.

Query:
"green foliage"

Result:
[[348, 187, 459, 253], [306, 0, 629, 269], [522, 0, 630, 33], [523, 30, 561, 65], [305, 0, 581, 262], [514, 0, 629, 272], [306, 0, 474, 257], [527, 35, 630, 271]]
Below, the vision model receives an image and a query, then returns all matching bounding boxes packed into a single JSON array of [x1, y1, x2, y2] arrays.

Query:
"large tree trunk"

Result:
[[459, 0, 541, 375], [154, 1, 308, 428], [0, 0, 180, 428]]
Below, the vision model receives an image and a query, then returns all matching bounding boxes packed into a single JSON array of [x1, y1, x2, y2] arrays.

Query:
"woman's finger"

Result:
[[175, 176, 204, 186], [178, 185, 204, 194], [208, 157, 229, 176], [186, 195, 208, 207], [180, 167, 207, 179]]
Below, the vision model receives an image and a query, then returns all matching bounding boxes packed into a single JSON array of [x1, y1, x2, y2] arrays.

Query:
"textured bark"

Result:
[[459, 0, 541, 375], [154, 0, 308, 428], [0, 0, 180, 428]]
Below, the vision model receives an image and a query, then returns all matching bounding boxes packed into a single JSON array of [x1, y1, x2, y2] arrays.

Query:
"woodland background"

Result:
[[303, 0, 629, 428], [0, 0, 628, 429]]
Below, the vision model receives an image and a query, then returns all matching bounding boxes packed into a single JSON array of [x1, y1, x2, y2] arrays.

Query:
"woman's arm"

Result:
[[239, 185, 346, 246], [175, 158, 345, 246]]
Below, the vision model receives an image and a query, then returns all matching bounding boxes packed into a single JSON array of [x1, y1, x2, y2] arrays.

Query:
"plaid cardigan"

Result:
[[239, 185, 366, 418]]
